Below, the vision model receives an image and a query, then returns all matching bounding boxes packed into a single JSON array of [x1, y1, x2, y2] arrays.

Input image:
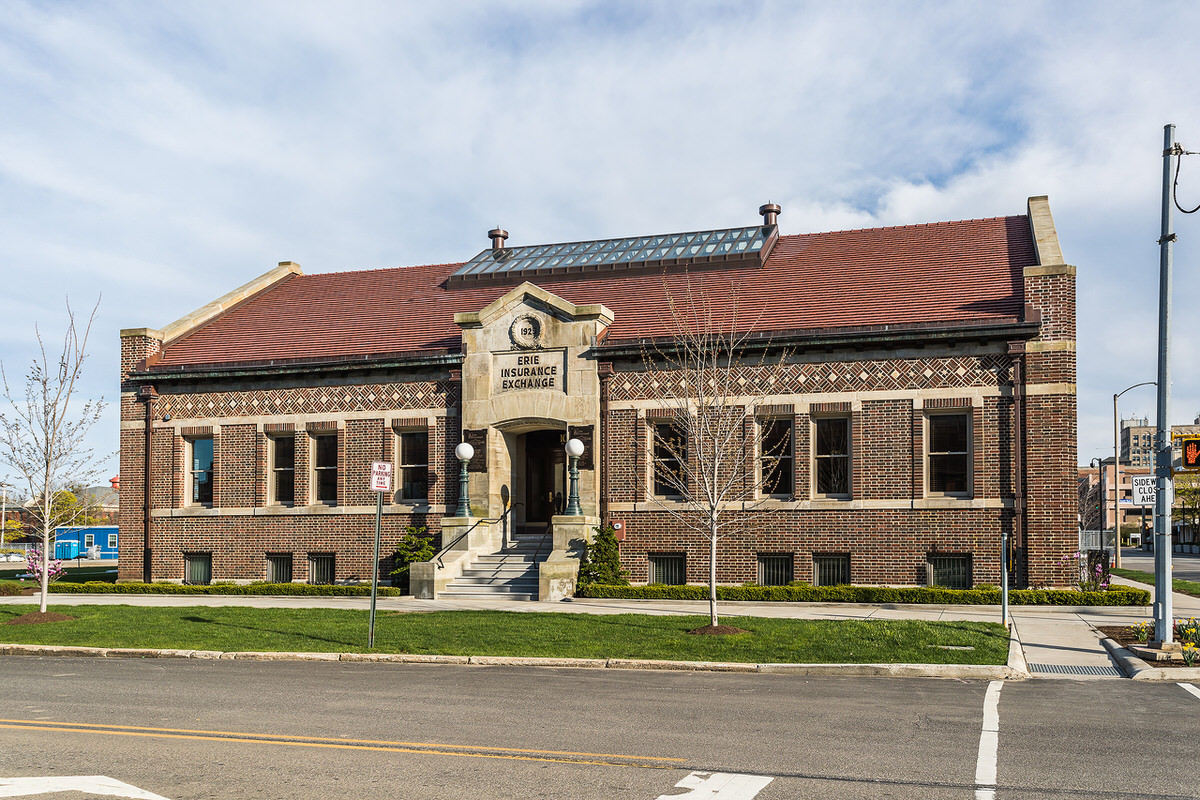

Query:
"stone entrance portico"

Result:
[[411, 283, 610, 600]]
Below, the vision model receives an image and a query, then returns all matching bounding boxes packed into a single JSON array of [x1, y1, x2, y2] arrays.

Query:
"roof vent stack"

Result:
[[759, 203, 781, 229], [488, 227, 509, 250]]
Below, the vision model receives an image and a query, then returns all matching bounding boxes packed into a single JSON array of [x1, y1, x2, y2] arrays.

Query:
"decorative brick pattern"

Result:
[[154, 381, 455, 419], [608, 354, 1009, 401]]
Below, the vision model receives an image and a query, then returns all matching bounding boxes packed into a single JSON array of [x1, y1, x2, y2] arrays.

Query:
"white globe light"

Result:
[[455, 442, 475, 462], [565, 438, 585, 458]]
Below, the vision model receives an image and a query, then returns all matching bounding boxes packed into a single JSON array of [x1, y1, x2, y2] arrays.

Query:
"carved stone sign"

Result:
[[493, 349, 565, 394]]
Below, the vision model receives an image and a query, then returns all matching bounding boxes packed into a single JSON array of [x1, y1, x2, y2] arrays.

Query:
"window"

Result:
[[312, 434, 338, 505], [308, 553, 335, 585], [928, 413, 970, 496], [759, 419, 793, 497], [648, 553, 686, 585], [84, 533, 95, 547], [271, 435, 295, 505], [757, 554, 793, 586], [108, 533, 118, 549], [398, 431, 428, 502], [184, 553, 212, 585], [651, 422, 687, 497], [266, 553, 293, 583], [927, 554, 971, 588], [814, 553, 850, 586], [814, 417, 850, 497], [189, 437, 214, 506]]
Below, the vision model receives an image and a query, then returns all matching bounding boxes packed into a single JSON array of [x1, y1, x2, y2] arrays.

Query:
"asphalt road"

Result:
[[2, 658, 1198, 799], [1120, 547, 1200, 584]]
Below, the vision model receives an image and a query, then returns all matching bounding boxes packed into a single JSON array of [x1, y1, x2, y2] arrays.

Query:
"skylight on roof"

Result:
[[448, 224, 776, 286]]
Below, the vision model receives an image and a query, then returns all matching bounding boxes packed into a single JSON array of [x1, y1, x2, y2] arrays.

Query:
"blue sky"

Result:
[[2, 0, 1199, 488]]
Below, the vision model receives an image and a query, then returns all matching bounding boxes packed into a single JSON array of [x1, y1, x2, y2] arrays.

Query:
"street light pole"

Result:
[[1153, 124, 1177, 645], [1114, 382, 1156, 569]]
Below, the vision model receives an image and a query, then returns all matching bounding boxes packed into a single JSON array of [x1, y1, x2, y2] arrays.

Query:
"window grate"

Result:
[[757, 554, 793, 586], [267, 554, 293, 584], [308, 553, 335, 585], [814, 554, 850, 586], [184, 553, 212, 585], [927, 554, 971, 589], [649, 554, 685, 585]]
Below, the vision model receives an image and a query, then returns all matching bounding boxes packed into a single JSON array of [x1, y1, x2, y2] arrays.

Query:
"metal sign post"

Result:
[[368, 461, 393, 648]]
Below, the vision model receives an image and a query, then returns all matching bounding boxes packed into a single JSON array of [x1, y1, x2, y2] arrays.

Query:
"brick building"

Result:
[[118, 196, 1077, 593]]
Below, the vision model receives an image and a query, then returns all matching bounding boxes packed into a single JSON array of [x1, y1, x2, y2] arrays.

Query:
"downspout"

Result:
[[599, 362, 613, 523], [1007, 343, 1025, 587], [138, 385, 157, 583]]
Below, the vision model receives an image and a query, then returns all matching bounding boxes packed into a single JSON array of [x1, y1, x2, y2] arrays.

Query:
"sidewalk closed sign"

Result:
[[1131, 475, 1156, 506], [369, 462, 393, 492]]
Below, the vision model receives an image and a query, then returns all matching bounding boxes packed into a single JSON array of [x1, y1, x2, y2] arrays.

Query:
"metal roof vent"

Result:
[[488, 227, 509, 250], [759, 203, 781, 228]]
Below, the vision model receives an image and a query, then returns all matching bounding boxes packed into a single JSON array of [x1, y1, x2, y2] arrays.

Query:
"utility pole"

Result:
[[1153, 124, 1178, 646]]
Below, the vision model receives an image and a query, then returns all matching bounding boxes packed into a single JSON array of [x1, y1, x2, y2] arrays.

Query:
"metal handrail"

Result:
[[433, 516, 503, 568], [431, 503, 522, 568], [533, 522, 554, 562]]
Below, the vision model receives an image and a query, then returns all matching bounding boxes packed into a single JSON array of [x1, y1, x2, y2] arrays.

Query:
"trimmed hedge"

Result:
[[44, 581, 403, 597], [576, 583, 1151, 606]]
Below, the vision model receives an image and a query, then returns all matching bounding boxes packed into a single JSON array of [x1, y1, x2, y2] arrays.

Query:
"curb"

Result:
[[0, 642, 1014, 679], [1099, 637, 1200, 681], [1006, 620, 1030, 679]]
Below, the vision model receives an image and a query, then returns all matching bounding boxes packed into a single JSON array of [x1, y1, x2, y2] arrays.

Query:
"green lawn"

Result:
[[0, 606, 1010, 665], [1110, 568, 1200, 599]]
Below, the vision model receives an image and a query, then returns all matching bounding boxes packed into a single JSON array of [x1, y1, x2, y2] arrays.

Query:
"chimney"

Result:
[[759, 203, 781, 228], [488, 227, 509, 250]]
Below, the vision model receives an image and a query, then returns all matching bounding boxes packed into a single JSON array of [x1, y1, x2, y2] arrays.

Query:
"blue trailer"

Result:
[[54, 526, 118, 559]]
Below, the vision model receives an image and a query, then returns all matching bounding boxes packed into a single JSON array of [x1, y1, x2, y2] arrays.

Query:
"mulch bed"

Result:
[[5, 611, 75, 625], [687, 624, 748, 636], [1097, 625, 1195, 668]]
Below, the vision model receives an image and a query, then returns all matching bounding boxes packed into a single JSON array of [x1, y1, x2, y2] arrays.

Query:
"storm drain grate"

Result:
[[1028, 663, 1123, 676]]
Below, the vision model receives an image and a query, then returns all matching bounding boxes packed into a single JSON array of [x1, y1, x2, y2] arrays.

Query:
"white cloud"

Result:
[[2, 0, 1200, 474]]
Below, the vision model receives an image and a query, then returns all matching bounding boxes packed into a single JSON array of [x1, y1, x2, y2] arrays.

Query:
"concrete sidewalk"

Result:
[[5, 582, 1199, 679]]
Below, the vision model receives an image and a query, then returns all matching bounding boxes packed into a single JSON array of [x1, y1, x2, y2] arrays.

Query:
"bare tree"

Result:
[[638, 279, 791, 629], [1078, 472, 1102, 532], [0, 298, 106, 613]]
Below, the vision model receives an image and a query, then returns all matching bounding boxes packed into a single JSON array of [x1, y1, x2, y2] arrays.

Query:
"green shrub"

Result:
[[576, 583, 1151, 606], [389, 526, 435, 593], [576, 524, 629, 589]]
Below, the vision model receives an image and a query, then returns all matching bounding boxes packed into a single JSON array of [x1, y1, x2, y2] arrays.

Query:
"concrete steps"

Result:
[[439, 533, 551, 601]]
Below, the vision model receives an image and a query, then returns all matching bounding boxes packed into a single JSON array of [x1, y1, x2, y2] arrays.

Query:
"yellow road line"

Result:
[[0, 719, 683, 769]]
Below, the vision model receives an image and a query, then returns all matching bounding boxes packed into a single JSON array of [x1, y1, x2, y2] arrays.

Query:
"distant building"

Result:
[[1120, 415, 1200, 470], [54, 525, 119, 559]]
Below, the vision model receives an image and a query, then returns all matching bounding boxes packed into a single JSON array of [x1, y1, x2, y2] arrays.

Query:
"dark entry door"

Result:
[[525, 430, 565, 526]]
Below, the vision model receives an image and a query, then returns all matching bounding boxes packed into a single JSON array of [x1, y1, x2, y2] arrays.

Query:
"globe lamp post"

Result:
[[454, 442, 474, 518], [564, 437, 584, 516]]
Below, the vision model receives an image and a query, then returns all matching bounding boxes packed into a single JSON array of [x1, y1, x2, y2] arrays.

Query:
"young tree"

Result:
[[638, 279, 791, 629], [1078, 472, 1102, 532], [0, 299, 106, 613]]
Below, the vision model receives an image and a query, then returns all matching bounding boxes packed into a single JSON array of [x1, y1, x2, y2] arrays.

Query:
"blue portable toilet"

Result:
[[55, 539, 80, 559]]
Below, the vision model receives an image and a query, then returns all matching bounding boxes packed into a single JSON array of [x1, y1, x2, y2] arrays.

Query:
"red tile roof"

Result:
[[152, 215, 1034, 370]]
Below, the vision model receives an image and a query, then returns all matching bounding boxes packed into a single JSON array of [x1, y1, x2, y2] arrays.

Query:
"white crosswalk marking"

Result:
[[1180, 682, 1200, 701], [974, 680, 1003, 800], [656, 771, 773, 800], [0, 775, 170, 799]]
